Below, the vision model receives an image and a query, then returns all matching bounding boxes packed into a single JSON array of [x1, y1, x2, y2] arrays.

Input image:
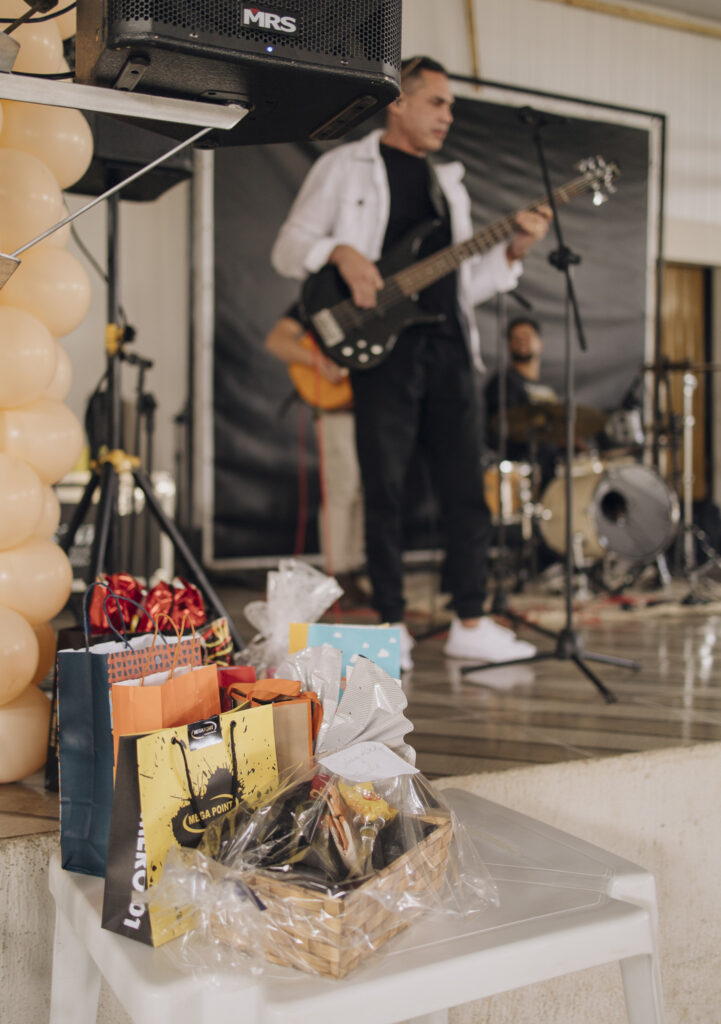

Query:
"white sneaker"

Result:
[[443, 616, 537, 662], [393, 622, 415, 672]]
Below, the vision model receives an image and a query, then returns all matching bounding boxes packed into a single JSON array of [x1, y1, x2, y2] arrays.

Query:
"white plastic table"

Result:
[[48, 789, 665, 1024]]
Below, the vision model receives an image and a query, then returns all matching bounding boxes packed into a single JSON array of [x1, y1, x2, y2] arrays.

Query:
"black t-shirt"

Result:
[[380, 143, 460, 336]]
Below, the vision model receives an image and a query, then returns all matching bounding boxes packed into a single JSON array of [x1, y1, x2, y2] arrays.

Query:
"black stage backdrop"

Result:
[[212, 96, 649, 563]]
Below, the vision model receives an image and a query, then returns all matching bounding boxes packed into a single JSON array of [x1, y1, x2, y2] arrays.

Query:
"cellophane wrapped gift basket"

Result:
[[147, 742, 496, 979]]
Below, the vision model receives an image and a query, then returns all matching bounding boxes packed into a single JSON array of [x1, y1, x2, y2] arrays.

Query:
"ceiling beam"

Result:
[[541, 0, 721, 40]]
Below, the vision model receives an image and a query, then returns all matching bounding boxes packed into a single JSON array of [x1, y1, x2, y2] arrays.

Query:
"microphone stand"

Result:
[[462, 108, 640, 703]]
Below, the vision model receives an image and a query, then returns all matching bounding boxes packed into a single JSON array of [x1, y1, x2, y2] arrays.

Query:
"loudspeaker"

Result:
[[76, 0, 401, 146]]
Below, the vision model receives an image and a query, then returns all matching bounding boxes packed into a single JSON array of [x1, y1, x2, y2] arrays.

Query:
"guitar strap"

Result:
[[426, 159, 449, 222]]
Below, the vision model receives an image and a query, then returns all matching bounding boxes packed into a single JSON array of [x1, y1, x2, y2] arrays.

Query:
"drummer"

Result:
[[484, 316, 559, 488]]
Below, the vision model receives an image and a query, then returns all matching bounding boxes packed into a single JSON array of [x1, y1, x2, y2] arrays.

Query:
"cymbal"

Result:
[[496, 402, 607, 447]]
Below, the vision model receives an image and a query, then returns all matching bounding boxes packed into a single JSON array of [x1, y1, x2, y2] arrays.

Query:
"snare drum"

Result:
[[540, 456, 606, 560], [483, 460, 532, 524]]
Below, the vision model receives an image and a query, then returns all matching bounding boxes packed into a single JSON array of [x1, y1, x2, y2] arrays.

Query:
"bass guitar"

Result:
[[297, 156, 618, 375]]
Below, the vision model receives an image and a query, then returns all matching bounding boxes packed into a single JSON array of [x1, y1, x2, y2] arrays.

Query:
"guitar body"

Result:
[[295, 157, 617, 374], [299, 220, 444, 372], [287, 332, 354, 411]]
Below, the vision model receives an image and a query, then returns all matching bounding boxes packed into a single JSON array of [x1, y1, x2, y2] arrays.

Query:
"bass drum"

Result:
[[541, 459, 679, 564], [592, 462, 679, 562], [539, 456, 606, 560]]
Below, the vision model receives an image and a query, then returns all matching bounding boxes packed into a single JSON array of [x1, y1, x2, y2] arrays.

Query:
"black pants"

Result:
[[351, 329, 492, 623]]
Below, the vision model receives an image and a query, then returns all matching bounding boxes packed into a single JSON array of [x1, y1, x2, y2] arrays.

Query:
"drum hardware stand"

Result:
[[645, 364, 720, 602], [463, 111, 641, 702], [487, 295, 553, 631], [678, 371, 717, 604], [60, 194, 244, 652]]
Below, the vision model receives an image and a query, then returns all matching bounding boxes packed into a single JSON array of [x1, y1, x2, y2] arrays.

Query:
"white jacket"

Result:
[[271, 128, 522, 369]]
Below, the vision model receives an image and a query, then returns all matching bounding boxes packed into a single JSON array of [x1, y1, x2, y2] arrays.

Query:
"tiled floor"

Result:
[[4, 571, 721, 838]]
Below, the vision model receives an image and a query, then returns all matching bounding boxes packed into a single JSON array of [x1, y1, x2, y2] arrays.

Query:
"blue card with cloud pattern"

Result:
[[303, 624, 401, 679]]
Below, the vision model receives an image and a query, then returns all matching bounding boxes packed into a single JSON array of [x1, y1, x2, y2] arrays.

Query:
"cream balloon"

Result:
[[43, 206, 71, 250], [55, 9, 76, 40], [0, 149, 65, 254], [0, 685, 51, 783], [0, 101, 93, 190], [8, 14, 62, 75], [0, 306, 57, 406], [0, 452, 44, 548], [44, 342, 72, 401], [0, 246, 91, 337], [32, 485, 61, 540], [0, 397, 84, 484], [0, 537, 72, 625], [0, 2, 29, 15], [0, 606, 39, 707], [30, 620, 57, 687]]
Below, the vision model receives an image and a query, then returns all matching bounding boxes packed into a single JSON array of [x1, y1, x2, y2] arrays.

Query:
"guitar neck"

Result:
[[394, 173, 591, 297]]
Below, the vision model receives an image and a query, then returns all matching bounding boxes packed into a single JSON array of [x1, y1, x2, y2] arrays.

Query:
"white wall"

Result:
[[60, 180, 190, 477]]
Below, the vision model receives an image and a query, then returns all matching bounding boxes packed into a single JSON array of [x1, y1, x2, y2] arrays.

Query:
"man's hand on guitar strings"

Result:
[[329, 244, 384, 309], [506, 204, 552, 262]]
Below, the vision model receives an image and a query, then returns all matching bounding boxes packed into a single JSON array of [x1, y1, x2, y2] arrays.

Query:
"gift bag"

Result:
[[226, 677, 322, 779], [102, 704, 278, 947], [57, 586, 204, 877], [289, 623, 402, 679], [110, 619, 220, 768], [217, 665, 257, 712], [46, 625, 120, 793]]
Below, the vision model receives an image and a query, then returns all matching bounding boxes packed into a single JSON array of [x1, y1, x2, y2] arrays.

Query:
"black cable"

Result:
[[0, 2, 76, 25], [5, 70, 74, 78], [71, 225, 108, 283]]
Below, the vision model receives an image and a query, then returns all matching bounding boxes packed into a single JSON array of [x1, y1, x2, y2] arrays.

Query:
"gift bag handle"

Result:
[[170, 719, 241, 815], [82, 581, 160, 651], [170, 736, 202, 822], [169, 721, 265, 912], [150, 612, 199, 685], [136, 611, 183, 685], [82, 580, 120, 649]]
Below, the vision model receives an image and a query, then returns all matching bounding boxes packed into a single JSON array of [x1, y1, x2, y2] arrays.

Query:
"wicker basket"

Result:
[[213, 813, 453, 979]]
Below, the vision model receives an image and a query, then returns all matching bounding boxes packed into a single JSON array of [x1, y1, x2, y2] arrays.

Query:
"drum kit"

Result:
[[485, 397, 681, 588]]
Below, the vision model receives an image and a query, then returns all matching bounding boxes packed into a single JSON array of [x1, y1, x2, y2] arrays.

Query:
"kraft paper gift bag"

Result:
[[225, 678, 319, 779], [101, 704, 278, 947], [57, 590, 204, 877]]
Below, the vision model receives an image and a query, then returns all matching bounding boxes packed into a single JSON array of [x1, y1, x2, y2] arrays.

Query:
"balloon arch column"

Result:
[[0, 1, 93, 783]]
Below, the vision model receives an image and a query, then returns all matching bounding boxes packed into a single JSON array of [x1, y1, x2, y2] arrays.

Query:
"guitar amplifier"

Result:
[[75, 0, 401, 145]]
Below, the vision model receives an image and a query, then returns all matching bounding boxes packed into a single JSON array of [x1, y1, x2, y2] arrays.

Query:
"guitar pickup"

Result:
[[311, 308, 344, 348]]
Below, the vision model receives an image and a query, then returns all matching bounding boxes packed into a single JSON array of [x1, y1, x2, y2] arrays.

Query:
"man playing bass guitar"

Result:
[[272, 56, 551, 670]]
